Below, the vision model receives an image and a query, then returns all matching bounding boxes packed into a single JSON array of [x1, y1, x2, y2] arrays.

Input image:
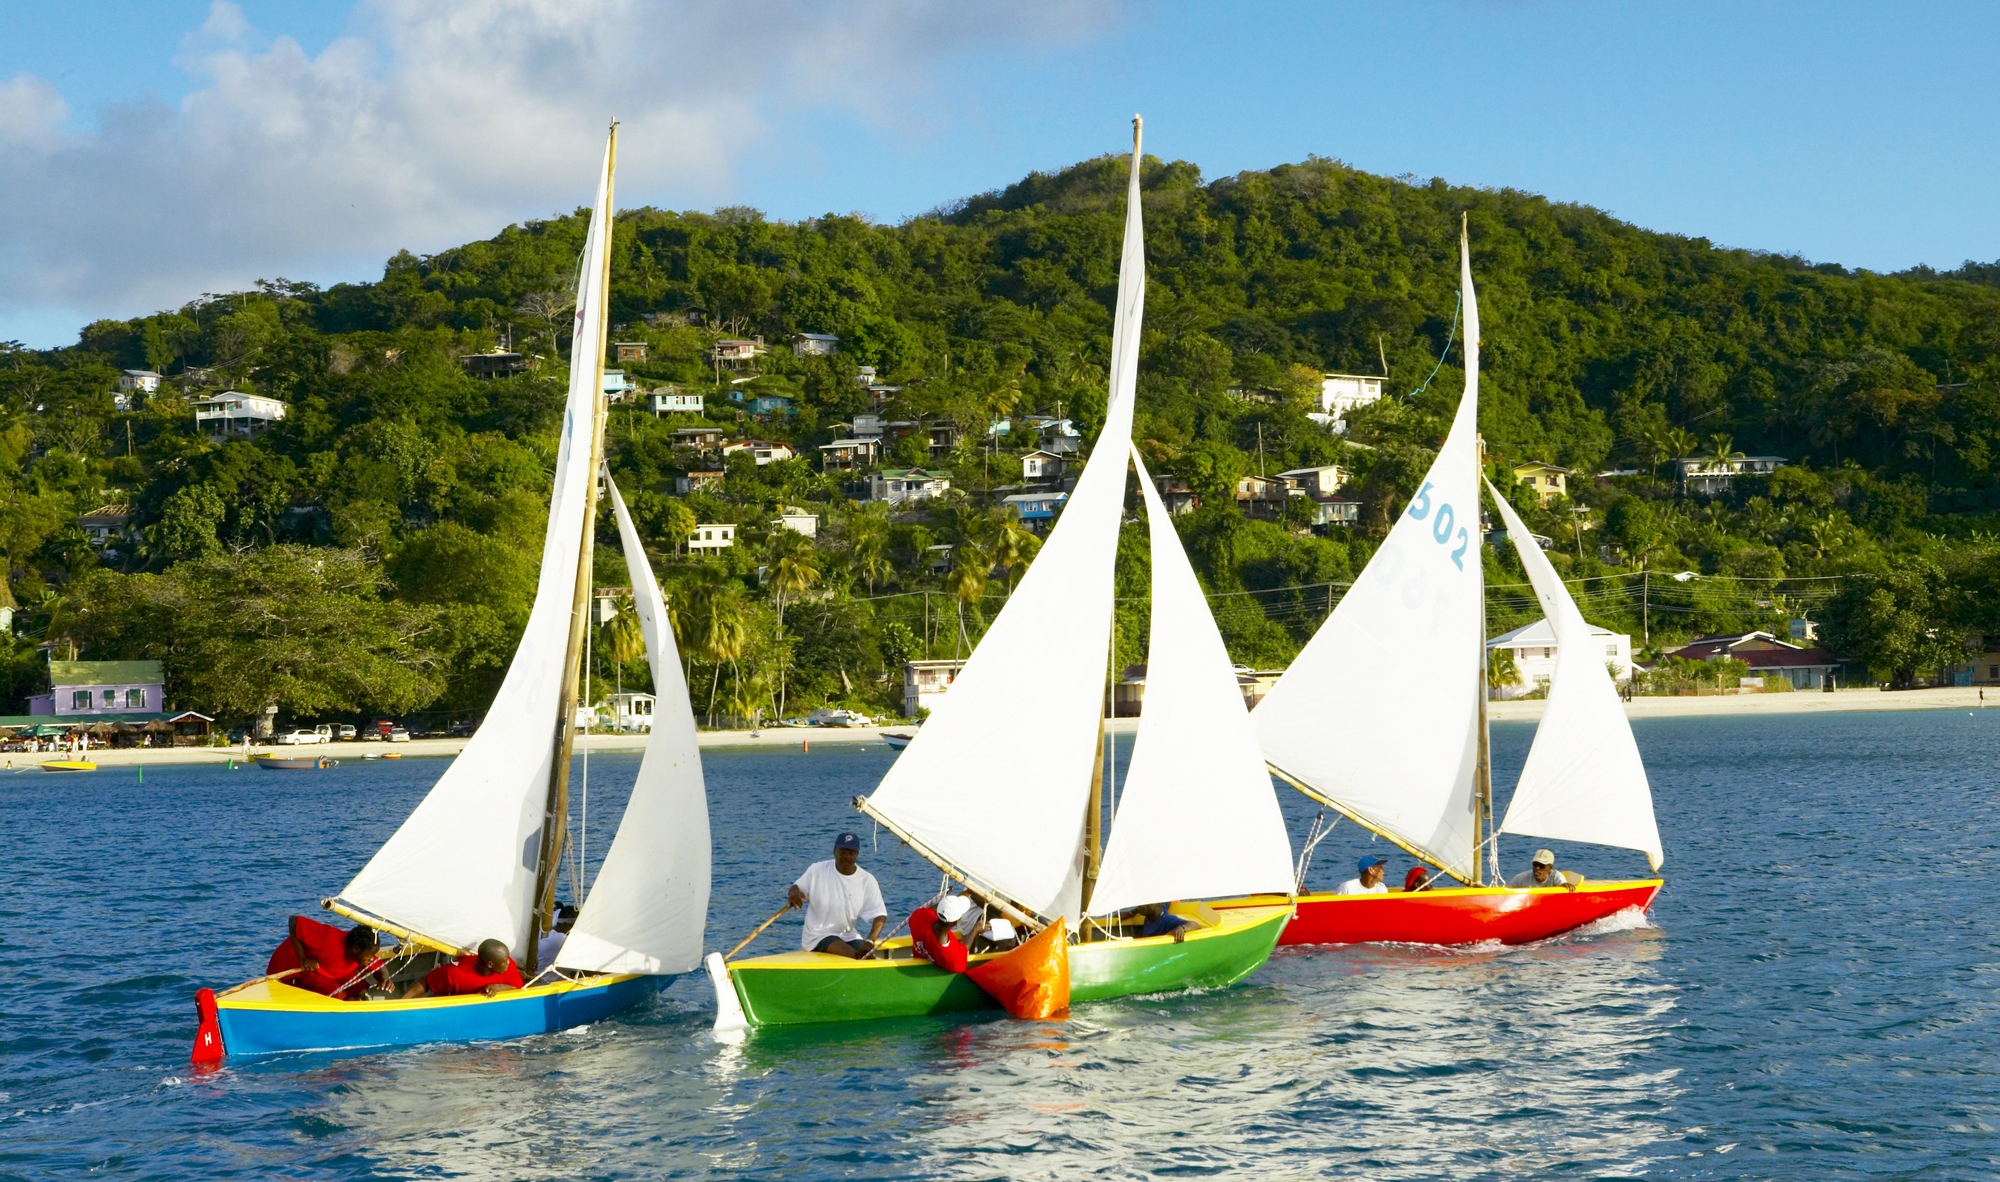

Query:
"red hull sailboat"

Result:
[[1215, 220, 1665, 948]]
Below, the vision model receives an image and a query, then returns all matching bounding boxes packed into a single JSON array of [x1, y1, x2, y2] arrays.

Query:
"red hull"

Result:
[[1213, 879, 1662, 947]]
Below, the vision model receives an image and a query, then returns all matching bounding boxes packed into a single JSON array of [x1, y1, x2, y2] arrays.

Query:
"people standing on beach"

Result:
[[1338, 856, 1389, 896], [1508, 849, 1583, 890], [788, 831, 887, 958]]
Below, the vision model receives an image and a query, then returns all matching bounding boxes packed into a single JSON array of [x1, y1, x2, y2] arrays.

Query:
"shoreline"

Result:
[[12, 687, 1989, 770]]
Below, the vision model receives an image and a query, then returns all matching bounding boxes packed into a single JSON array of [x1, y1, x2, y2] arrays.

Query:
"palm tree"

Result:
[[1487, 647, 1519, 696], [767, 532, 821, 627], [1707, 433, 1745, 464], [601, 592, 644, 698], [989, 516, 1041, 594], [945, 542, 991, 659], [847, 504, 890, 595], [687, 582, 749, 716]]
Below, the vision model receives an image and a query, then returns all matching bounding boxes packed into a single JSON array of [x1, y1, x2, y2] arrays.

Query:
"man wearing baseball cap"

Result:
[[1337, 855, 1390, 896], [788, 831, 889, 958], [1508, 849, 1582, 891]]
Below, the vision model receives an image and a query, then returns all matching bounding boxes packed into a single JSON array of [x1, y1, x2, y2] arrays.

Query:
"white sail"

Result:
[[1087, 448, 1295, 916], [336, 138, 615, 952], [863, 124, 1147, 921], [1250, 226, 1486, 882], [1486, 481, 1664, 870], [557, 475, 712, 974]]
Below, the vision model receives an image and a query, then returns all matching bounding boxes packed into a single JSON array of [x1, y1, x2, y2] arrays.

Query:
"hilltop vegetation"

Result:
[[7, 152, 2000, 721]]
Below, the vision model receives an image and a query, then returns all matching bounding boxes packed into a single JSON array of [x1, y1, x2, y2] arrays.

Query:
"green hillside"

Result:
[[6, 152, 2000, 722]]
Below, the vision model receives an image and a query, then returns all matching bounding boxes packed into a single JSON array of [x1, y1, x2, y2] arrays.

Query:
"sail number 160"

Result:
[[1406, 481, 1471, 570]]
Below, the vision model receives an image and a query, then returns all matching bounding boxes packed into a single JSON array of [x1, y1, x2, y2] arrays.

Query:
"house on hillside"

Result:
[[461, 350, 532, 378], [772, 507, 818, 538], [193, 392, 285, 437], [867, 467, 951, 506], [1021, 450, 1065, 485], [1674, 455, 1786, 495], [613, 342, 649, 363], [1275, 465, 1345, 497], [712, 339, 766, 370], [723, 439, 795, 465], [602, 370, 634, 400], [1488, 619, 1633, 698], [1001, 491, 1067, 532], [687, 523, 737, 553], [674, 426, 726, 452], [1512, 461, 1573, 506], [1311, 373, 1384, 433], [30, 660, 166, 717], [817, 438, 880, 470], [674, 470, 724, 494], [77, 505, 134, 551], [648, 388, 705, 416], [1234, 474, 1288, 519], [791, 332, 839, 357], [116, 370, 161, 410], [1152, 474, 1199, 516], [1113, 663, 1283, 716], [1662, 631, 1838, 689]]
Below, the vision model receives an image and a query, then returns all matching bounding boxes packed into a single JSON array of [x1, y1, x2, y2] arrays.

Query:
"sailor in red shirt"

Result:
[[908, 894, 977, 973], [403, 938, 525, 999], [265, 916, 382, 999]]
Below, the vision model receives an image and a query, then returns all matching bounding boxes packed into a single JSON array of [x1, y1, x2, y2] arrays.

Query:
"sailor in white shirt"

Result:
[[788, 831, 888, 958], [1336, 855, 1390, 896], [535, 902, 577, 970], [1507, 849, 1582, 890]]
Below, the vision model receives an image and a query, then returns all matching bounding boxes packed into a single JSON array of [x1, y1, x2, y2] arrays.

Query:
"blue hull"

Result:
[[215, 973, 670, 1056]]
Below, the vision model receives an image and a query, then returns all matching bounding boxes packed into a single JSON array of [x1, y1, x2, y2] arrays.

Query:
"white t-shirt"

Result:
[[795, 860, 888, 950], [1508, 868, 1582, 889], [1337, 877, 1389, 896], [536, 929, 567, 969]]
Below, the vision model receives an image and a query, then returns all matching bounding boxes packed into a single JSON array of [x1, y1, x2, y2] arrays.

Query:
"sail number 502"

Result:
[[1406, 481, 1471, 569]]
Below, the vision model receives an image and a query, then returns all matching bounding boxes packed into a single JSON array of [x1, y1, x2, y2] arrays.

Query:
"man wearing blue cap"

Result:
[[1337, 855, 1389, 896], [787, 831, 888, 958]]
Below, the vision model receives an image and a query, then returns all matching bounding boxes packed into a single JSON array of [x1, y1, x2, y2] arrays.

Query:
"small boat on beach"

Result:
[[1212, 224, 1663, 947], [199, 125, 712, 1059], [712, 119, 1296, 1032], [880, 732, 913, 750], [253, 754, 339, 770], [40, 759, 96, 773]]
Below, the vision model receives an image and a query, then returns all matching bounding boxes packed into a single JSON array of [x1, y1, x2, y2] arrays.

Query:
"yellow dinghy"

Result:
[[40, 759, 97, 772]]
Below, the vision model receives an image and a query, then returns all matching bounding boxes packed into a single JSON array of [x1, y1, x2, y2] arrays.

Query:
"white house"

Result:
[[868, 467, 951, 506], [1487, 618, 1633, 697], [1021, 450, 1065, 483], [119, 370, 162, 395], [194, 391, 286, 437], [723, 439, 795, 465], [817, 438, 880, 469], [605, 691, 656, 732], [772, 507, 818, 538], [1674, 455, 1787, 495], [791, 332, 839, 357], [1275, 465, 1345, 496], [903, 659, 967, 718], [1308, 373, 1384, 433], [648, 389, 705, 416], [688, 523, 737, 552]]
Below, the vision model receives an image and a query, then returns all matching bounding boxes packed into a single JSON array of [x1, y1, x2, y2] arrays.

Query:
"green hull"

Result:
[[726, 905, 1289, 1028]]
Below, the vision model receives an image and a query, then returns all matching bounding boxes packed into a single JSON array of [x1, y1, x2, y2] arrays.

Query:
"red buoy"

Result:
[[191, 988, 225, 1068]]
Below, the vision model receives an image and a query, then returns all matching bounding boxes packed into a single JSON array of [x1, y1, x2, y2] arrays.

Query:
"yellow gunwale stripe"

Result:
[[214, 971, 650, 1013]]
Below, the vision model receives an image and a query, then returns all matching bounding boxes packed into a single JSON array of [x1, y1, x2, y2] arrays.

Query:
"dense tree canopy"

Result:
[[7, 151, 2000, 722]]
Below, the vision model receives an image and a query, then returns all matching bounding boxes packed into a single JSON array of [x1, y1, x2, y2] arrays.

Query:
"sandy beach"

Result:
[[11, 686, 1990, 770]]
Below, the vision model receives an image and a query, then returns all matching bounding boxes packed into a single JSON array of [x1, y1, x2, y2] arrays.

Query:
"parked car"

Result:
[[274, 729, 328, 746], [387, 727, 412, 743], [335, 724, 358, 741]]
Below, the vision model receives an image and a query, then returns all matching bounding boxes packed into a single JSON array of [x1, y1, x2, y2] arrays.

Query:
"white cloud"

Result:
[[0, 0, 1109, 346]]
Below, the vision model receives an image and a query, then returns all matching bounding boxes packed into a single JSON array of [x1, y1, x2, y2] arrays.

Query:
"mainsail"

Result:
[[556, 475, 713, 974], [1486, 482, 1665, 870], [335, 136, 615, 953], [1250, 225, 1487, 882], [862, 122, 1146, 922], [1086, 448, 1294, 916]]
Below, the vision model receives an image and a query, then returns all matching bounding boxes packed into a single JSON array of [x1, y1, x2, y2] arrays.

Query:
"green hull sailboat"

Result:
[[708, 119, 1298, 1033]]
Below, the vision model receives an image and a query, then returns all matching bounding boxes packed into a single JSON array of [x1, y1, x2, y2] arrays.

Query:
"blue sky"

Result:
[[4, 1, 1998, 348]]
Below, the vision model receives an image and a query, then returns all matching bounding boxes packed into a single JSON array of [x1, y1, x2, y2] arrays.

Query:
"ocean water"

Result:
[[4, 709, 2000, 1179]]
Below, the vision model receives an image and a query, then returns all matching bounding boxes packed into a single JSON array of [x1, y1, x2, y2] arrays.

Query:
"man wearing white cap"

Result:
[[1508, 849, 1582, 890]]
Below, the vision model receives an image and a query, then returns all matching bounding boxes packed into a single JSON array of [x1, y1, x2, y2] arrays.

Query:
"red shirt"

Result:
[[266, 915, 364, 997], [424, 954, 525, 997], [908, 907, 968, 974]]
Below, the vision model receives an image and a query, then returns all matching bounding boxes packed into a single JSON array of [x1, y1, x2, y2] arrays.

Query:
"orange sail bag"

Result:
[[966, 918, 1070, 1020]]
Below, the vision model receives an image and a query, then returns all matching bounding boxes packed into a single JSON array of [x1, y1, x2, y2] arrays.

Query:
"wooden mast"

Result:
[[1470, 212, 1493, 886], [529, 120, 617, 974]]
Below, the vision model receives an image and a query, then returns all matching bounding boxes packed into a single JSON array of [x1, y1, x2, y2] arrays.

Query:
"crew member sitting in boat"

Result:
[[401, 939, 525, 998], [1403, 866, 1436, 892], [788, 831, 887, 959], [265, 916, 386, 999], [907, 894, 976, 972], [1136, 902, 1193, 943], [1509, 849, 1583, 891], [1338, 856, 1389, 896], [537, 903, 578, 969]]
